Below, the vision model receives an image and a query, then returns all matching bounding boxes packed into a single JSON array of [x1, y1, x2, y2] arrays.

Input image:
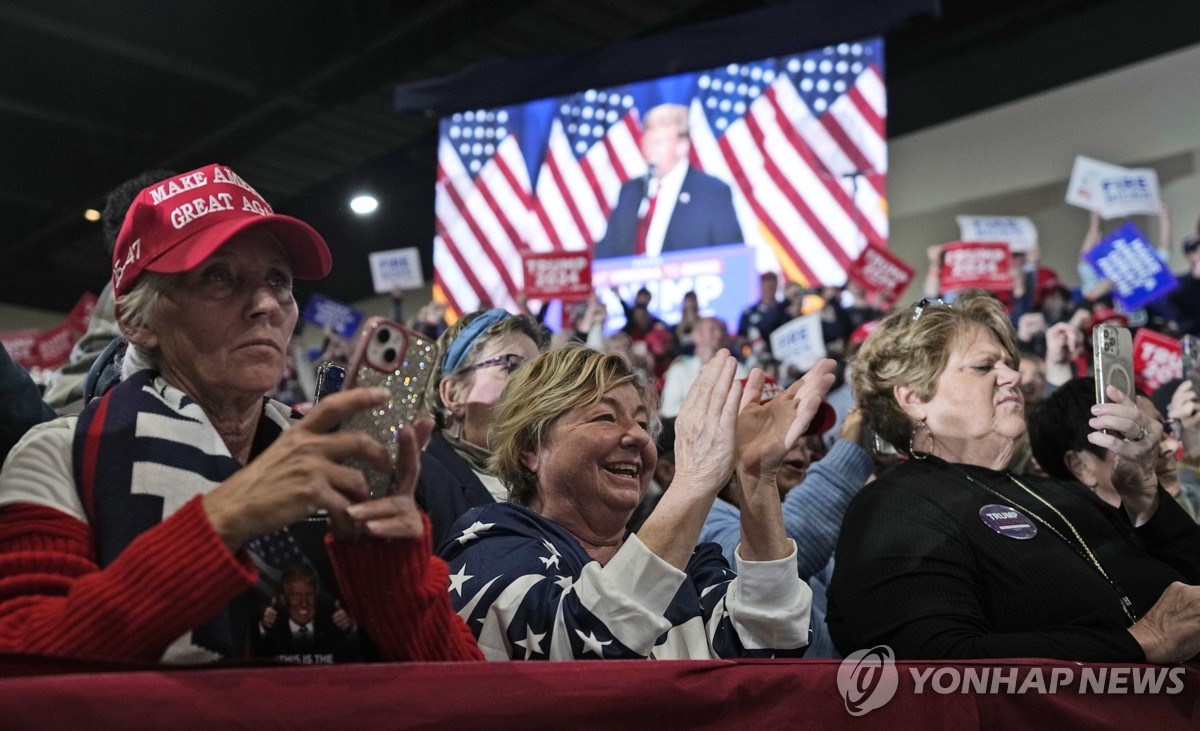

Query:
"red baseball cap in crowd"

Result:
[[1089, 305, 1130, 331], [1035, 267, 1065, 296], [111, 164, 332, 298], [850, 320, 880, 345], [740, 374, 837, 436]]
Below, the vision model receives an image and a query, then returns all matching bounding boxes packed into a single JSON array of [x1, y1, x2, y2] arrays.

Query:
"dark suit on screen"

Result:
[[593, 166, 744, 259]]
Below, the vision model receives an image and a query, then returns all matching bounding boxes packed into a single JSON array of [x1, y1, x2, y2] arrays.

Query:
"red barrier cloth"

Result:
[[0, 655, 1197, 730]]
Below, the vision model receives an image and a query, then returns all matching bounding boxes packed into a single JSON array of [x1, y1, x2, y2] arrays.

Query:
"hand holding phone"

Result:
[[338, 317, 437, 498], [1093, 323, 1135, 435]]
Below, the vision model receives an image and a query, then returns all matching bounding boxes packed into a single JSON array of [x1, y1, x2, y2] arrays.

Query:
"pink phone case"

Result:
[[339, 317, 437, 497]]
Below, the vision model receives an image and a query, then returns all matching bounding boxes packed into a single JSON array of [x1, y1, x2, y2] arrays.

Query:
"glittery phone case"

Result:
[[339, 317, 437, 498]]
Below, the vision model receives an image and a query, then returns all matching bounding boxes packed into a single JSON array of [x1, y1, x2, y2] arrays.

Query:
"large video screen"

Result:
[[434, 37, 887, 327]]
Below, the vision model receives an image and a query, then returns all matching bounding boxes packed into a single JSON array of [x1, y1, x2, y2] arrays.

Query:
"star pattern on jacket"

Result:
[[514, 625, 547, 659], [455, 520, 495, 545], [447, 564, 473, 596], [575, 629, 612, 658]]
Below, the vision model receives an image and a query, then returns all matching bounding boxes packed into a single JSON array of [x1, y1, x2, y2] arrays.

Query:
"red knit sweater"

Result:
[[0, 498, 481, 662]]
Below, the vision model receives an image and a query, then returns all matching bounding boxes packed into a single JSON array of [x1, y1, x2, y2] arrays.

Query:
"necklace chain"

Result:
[[954, 466, 1138, 625]]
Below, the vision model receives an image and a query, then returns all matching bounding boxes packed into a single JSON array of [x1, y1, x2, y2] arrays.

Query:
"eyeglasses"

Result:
[[1162, 417, 1184, 441], [911, 297, 950, 321], [470, 353, 527, 375]]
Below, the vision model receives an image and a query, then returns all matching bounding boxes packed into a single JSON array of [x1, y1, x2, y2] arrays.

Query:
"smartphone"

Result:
[[339, 317, 438, 498], [1182, 335, 1200, 398], [313, 361, 346, 404], [1093, 324, 1135, 435]]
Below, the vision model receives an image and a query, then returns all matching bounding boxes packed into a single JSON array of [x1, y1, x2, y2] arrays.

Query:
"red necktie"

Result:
[[635, 193, 657, 256]]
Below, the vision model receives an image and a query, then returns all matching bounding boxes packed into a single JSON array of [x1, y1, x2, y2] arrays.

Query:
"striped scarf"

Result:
[[72, 369, 297, 662]]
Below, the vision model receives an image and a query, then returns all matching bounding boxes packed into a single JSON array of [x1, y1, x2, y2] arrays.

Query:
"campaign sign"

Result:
[[769, 313, 826, 372], [0, 328, 42, 369], [592, 244, 755, 334], [939, 242, 1012, 292], [301, 293, 364, 339], [523, 251, 592, 301], [32, 322, 77, 370], [65, 291, 99, 334], [1066, 156, 1161, 219], [368, 247, 424, 294], [1133, 328, 1181, 396], [1084, 223, 1176, 311], [846, 243, 913, 306], [955, 216, 1038, 253]]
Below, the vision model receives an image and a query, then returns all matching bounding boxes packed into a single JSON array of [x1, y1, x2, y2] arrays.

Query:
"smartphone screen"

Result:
[[313, 361, 346, 404]]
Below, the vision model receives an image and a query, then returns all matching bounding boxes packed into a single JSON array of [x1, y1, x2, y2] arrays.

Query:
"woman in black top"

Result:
[[829, 291, 1200, 663]]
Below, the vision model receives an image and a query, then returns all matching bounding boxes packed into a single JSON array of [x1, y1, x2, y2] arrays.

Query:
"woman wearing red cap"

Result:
[[440, 344, 835, 660], [0, 165, 481, 664]]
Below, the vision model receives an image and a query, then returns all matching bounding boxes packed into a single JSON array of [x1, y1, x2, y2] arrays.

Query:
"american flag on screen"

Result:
[[433, 38, 887, 315], [527, 91, 645, 254]]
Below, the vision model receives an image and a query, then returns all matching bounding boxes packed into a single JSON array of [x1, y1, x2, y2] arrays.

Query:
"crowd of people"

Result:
[[2, 165, 1200, 669]]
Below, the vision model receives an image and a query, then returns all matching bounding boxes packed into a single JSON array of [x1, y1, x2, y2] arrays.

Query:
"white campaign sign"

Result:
[[368, 247, 424, 293], [955, 216, 1038, 253], [1065, 156, 1160, 219], [769, 312, 826, 372]]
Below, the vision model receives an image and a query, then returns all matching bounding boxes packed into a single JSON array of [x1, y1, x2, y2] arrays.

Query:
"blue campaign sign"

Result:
[[1084, 222, 1177, 311], [302, 293, 365, 339], [590, 244, 757, 334]]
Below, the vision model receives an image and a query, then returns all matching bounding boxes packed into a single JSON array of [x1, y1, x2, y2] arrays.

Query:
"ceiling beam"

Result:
[[0, 4, 258, 97]]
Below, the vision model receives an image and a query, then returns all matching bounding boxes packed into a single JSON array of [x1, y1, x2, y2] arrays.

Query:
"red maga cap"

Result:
[[111, 164, 332, 298], [1089, 305, 1129, 331], [740, 374, 837, 436], [849, 320, 880, 345]]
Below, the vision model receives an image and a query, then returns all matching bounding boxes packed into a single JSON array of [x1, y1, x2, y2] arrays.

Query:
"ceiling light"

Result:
[[350, 195, 378, 215], [84, 208, 101, 222]]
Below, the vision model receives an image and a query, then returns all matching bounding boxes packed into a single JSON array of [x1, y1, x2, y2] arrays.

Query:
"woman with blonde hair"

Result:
[[442, 343, 835, 660]]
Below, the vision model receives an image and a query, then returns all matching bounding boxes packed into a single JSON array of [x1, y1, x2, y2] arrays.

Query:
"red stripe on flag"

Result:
[[545, 151, 592, 246], [473, 176, 524, 253], [438, 171, 521, 297], [494, 151, 534, 212], [531, 198, 566, 251], [743, 110, 855, 272], [847, 84, 885, 140], [715, 135, 820, 285], [766, 88, 885, 247], [578, 157, 610, 220], [438, 229, 500, 308]]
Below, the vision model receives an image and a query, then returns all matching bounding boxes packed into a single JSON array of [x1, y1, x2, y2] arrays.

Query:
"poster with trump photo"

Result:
[[956, 216, 1037, 254], [938, 242, 1012, 292], [845, 242, 912, 306], [1132, 328, 1181, 395], [1084, 223, 1176, 311], [1066, 156, 1161, 220], [433, 38, 888, 318]]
